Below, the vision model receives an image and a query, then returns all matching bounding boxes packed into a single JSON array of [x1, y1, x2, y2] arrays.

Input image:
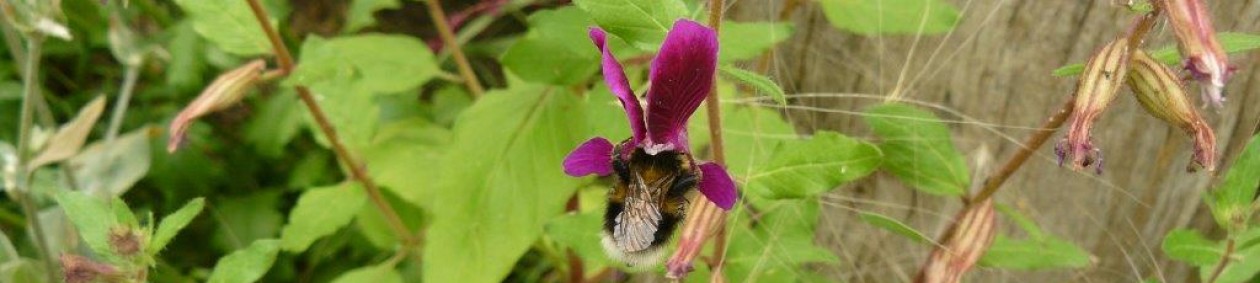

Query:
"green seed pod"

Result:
[[1127, 48, 1217, 171]]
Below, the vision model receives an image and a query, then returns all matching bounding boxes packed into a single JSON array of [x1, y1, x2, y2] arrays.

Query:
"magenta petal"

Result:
[[697, 162, 736, 210], [563, 137, 615, 177], [645, 20, 717, 151], [589, 27, 647, 144]]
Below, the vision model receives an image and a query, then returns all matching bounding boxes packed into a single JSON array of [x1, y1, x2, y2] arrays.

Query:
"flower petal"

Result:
[[697, 162, 736, 210], [645, 20, 717, 151], [589, 27, 647, 144], [563, 137, 616, 177]]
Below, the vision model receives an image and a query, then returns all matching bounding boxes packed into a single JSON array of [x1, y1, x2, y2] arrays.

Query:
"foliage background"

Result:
[[0, 0, 1259, 283]]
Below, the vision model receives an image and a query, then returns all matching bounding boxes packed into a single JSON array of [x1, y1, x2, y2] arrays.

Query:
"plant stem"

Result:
[[969, 98, 1074, 204], [245, 0, 416, 247], [13, 35, 56, 283], [1206, 238, 1236, 283], [105, 64, 141, 141], [425, 0, 484, 98]]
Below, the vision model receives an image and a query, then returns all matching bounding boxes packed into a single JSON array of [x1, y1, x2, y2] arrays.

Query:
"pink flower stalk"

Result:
[[1163, 0, 1233, 108], [563, 20, 736, 266]]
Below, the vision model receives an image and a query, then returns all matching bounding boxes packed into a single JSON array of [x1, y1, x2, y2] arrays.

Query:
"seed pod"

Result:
[[1056, 38, 1131, 173], [1127, 49, 1217, 171], [915, 198, 996, 283], [167, 59, 266, 152], [1162, 0, 1232, 108]]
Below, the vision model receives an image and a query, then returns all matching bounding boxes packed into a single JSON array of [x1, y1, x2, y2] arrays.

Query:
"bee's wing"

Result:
[[612, 173, 670, 252]]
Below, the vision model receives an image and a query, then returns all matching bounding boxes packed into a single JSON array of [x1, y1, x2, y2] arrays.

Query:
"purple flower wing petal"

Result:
[[564, 137, 615, 177], [645, 20, 718, 151], [589, 27, 647, 144], [697, 162, 737, 210]]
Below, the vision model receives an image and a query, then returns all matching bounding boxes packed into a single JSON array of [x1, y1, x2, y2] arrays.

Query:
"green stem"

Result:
[[13, 35, 56, 283], [425, 0, 484, 98], [105, 64, 141, 141]]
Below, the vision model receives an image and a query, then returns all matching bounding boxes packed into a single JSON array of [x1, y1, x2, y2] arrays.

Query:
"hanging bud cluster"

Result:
[[1127, 49, 1217, 171], [1056, 1, 1226, 174]]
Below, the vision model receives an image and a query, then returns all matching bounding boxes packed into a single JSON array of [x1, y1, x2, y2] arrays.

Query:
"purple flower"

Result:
[[563, 19, 737, 211]]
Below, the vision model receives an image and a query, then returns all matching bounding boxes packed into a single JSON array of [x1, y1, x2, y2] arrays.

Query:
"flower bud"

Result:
[[108, 226, 142, 257], [60, 254, 119, 283], [1127, 48, 1217, 171], [1163, 0, 1232, 108], [915, 198, 996, 283], [1056, 38, 1131, 173], [168, 59, 266, 152]]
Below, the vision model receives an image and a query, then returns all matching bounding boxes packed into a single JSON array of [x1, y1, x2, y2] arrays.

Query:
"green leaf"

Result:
[[243, 92, 304, 158], [745, 131, 881, 198], [1208, 134, 1260, 232], [573, 0, 688, 49], [165, 20, 207, 91], [363, 118, 450, 209], [69, 127, 151, 196], [288, 35, 438, 94], [208, 239, 281, 283], [287, 35, 438, 151], [502, 7, 600, 85], [279, 183, 368, 252], [979, 235, 1092, 270], [688, 101, 799, 174], [355, 189, 424, 250], [720, 22, 794, 62], [330, 263, 403, 283], [1054, 32, 1260, 76], [818, 0, 960, 35], [423, 86, 586, 283], [54, 191, 118, 257], [545, 210, 613, 270], [1161, 229, 1222, 266], [1204, 241, 1260, 283], [344, 0, 400, 32], [148, 198, 205, 255], [995, 203, 1045, 238], [172, 0, 275, 56], [212, 192, 284, 251], [718, 65, 787, 105], [726, 198, 838, 282], [858, 211, 930, 243], [863, 103, 970, 196]]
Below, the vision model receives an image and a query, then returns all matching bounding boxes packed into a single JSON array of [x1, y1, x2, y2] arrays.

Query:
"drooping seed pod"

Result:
[[1056, 38, 1132, 173], [915, 198, 996, 283], [1127, 49, 1217, 171], [1162, 0, 1232, 108], [167, 59, 267, 153]]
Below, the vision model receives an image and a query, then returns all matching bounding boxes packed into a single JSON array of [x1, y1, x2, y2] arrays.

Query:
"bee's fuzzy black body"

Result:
[[602, 145, 697, 266]]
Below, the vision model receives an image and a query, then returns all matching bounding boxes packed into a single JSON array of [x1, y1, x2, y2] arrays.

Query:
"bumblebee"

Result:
[[601, 143, 696, 266]]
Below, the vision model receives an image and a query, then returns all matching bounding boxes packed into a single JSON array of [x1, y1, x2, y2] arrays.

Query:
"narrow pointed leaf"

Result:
[[859, 211, 930, 243], [148, 198, 205, 255], [719, 65, 787, 105]]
